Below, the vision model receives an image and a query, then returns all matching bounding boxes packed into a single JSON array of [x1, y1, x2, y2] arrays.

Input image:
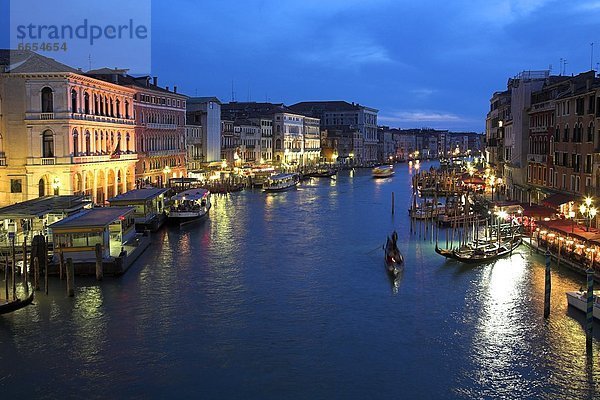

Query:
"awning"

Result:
[[519, 204, 556, 219], [541, 193, 580, 208]]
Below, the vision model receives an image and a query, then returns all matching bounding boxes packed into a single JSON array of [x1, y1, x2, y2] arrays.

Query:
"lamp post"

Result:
[[579, 197, 597, 232], [162, 165, 171, 188], [569, 210, 576, 233]]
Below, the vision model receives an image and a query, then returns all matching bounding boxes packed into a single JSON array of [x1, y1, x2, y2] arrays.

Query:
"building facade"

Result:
[[0, 50, 139, 206], [187, 97, 222, 166]]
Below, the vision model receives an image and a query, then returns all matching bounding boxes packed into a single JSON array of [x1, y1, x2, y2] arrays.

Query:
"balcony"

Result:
[[529, 154, 547, 164], [146, 123, 178, 130], [187, 137, 203, 145], [71, 153, 137, 163], [147, 149, 186, 157], [25, 112, 135, 125], [530, 126, 548, 134], [42, 157, 55, 165]]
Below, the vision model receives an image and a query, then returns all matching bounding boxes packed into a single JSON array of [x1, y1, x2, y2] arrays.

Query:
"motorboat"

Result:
[[372, 165, 394, 178], [566, 290, 600, 320], [168, 188, 211, 224], [263, 173, 300, 192]]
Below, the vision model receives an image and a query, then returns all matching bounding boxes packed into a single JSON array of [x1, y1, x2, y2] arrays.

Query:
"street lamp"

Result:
[[579, 197, 597, 232], [496, 178, 503, 201], [162, 165, 171, 188]]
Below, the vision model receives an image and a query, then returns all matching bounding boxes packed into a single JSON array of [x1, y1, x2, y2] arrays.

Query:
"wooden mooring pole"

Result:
[[59, 250, 64, 280], [66, 258, 74, 297], [95, 243, 103, 281], [34, 257, 40, 291], [22, 237, 28, 289], [586, 268, 594, 354], [391, 192, 395, 215], [544, 250, 551, 318], [4, 254, 8, 301]]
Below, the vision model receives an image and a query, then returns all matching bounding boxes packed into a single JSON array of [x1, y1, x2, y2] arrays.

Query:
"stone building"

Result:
[[0, 50, 139, 206]]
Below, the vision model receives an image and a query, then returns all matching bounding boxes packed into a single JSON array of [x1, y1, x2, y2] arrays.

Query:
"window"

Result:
[[73, 129, 79, 155], [588, 123, 594, 142], [71, 89, 77, 113], [84, 92, 90, 114], [42, 130, 54, 157], [10, 179, 22, 193], [41, 87, 53, 113]]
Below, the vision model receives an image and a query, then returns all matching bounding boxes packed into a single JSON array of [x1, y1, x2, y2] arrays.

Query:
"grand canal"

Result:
[[1, 161, 600, 399]]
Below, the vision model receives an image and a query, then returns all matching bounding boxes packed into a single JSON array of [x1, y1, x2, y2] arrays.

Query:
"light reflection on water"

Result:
[[1, 162, 600, 398]]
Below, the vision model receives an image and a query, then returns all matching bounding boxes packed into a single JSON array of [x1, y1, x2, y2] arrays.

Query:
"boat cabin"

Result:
[[49, 207, 136, 261], [108, 188, 169, 231], [0, 195, 91, 247]]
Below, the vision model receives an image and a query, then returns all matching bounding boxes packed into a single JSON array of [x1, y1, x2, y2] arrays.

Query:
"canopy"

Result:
[[541, 193, 580, 208]]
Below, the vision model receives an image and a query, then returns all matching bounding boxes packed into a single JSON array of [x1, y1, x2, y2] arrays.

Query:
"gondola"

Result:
[[435, 236, 522, 264], [384, 231, 404, 278], [0, 289, 34, 315]]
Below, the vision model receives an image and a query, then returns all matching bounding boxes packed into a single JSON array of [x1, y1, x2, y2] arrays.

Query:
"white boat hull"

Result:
[[566, 291, 600, 320]]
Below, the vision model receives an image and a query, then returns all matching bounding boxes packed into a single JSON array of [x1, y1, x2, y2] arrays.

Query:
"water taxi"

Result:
[[263, 173, 300, 192], [372, 165, 394, 178], [168, 188, 211, 224], [566, 290, 600, 320]]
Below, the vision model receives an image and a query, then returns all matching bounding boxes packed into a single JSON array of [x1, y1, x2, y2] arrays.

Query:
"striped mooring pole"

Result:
[[586, 268, 594, 354], [544, 250, 551, 318]]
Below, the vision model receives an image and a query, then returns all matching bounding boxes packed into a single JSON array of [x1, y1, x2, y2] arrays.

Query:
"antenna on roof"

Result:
[[591, 42, 595, 71], [88, 54, 92, 71]]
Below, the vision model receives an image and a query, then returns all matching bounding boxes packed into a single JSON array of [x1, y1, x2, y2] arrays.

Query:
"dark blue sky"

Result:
[[3, 0, 600, 131]]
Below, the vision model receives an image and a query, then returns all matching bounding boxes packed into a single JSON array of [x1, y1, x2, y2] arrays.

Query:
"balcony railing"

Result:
[[41, 157, 55, 165], [187, 137, 203, 145], [72, 153, 137, 163], [25, 112, 135, 125], [529, 154, 547, 163], [146, 123, 178, 130], [0, 157, 6, 166]]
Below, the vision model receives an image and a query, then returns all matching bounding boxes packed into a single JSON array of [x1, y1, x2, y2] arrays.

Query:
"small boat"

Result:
[[566, 290, 600, 320], [0, 289, 34, 315], [167, 188, 211, 224], [384, 231, 404, 278], [263, 173, 300, 192], [408, 202, 445, 219], [372, 165, 394, 178], [307, 168, 337, 178], [435, 236, 522, 264]]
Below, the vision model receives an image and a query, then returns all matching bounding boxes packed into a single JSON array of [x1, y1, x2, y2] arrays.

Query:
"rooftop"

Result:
[[0, 195, 89, 219], [0, 49, 79, 73], [108, 188, 169, 203], [50, 207, 134, 230]]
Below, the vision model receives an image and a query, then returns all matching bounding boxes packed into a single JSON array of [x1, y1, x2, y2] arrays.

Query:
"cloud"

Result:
[[298, 39, 392, 67], [410, 88, 437, 99], [380, 110, 464, 123]]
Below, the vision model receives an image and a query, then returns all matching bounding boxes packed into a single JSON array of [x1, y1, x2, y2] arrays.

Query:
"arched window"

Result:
[[84, 92, 90, 114], [110, 98, 114, 117], [116, 99, 121, 118], [85, 131, 91, 155], [125, 100, 130, 119], [71, 89, 78, 113], [95, 131, 99, 153], [275, 138, 282, 150], [94, 94, 99, 115], [589, 123, 595, 143], [42, 130, 54, 157], [73, 129, 79, 155], [125, 133, 130, 152], [41, 87, 53, 113], [38, 178, 45, 197]]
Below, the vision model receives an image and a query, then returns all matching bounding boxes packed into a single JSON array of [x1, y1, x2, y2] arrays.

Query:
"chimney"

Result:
[[166, 86, 169, 92], [146, 77, 150, 87], [153, 76, 158, 86], [174, 86, 177, 93]]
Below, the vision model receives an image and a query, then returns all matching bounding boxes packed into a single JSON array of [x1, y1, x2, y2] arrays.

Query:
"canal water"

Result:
[[1, 161, 600, 399]]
